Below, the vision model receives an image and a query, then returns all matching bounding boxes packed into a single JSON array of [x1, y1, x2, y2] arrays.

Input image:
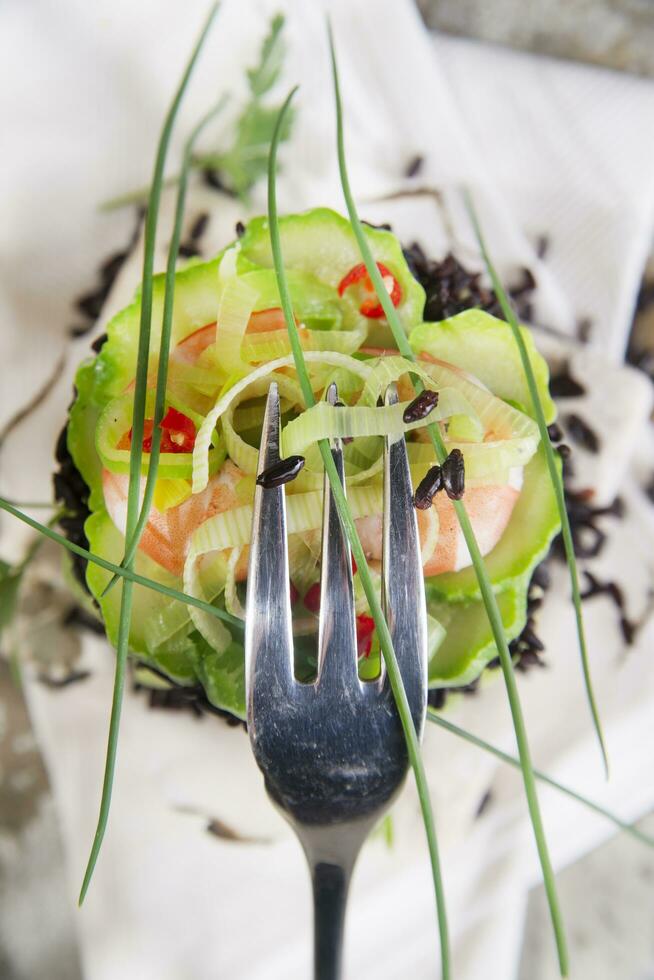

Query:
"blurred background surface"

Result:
[[1, 1, 653, 978]]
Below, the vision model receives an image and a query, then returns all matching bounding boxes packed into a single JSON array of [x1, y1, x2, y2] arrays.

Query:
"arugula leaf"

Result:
[[247, 13, 285, 97], [197, 14, 294, 199], [100, 13, 293, 212], [0, 536, 45, 644], [0, 566, 22, 642]]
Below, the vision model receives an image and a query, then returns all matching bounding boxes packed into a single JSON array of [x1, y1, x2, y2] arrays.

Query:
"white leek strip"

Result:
[[192, 352, 373, 493], [360, 354, 435, 404], [170, 362, 222, 396], [142, 597, 192, 653], [353, 562, 381, 614], [418, 504, 440, 567], [427, 614, 446, 662], [241, 323, 366, 362], [407, 440, 531, 483], [222, 375, 324, 490], [287, 534, 320, 593], [183, 545, 233, 654], [215, 274, 259, 372], [191, 484, 383, 556], [184, 486, 381, 648], [281, 389, 476, 457], [224, 548, 245, 619], [421, 359, 540, 448]]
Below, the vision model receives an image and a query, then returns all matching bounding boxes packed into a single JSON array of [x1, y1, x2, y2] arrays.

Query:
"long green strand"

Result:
[[464, 192, 608, 778], [102, 94, 228, 598], [327, 23, 568, 976], [268, 89, 451, 978], [3, 494, 645, 860], [0, 497, 242, 630], [427, 711, 653, 848], [78, 2, 220, 905]]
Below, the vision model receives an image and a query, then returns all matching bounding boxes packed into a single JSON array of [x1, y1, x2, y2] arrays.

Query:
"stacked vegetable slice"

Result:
[[67, 207, 561, 719]]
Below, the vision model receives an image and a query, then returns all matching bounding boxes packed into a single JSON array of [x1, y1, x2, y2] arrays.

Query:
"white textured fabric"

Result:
[[1, 1, 654, 979]]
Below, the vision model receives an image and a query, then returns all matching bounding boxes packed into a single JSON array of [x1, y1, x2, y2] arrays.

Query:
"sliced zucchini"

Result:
[[426, 445, 560, 602], [409, 309, 556, 423], [428, 577, 528, 687]]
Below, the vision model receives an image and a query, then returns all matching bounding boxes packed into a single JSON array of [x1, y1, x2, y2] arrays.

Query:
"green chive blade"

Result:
[[464, 190, 608, 780], [101, 94, 228, 600], [327, 22, 567, 975], [269, 83, 451, 977], [79, 2, 221, 902], [427, 710, 654, 849], [0, 497, 242, 630]]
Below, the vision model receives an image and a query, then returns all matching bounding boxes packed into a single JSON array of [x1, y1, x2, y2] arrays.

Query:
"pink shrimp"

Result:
[[102, 461, 248, 578], [106, 328, 522, 581], [171, 309, 290, 365], [355, 472, 521, 576]]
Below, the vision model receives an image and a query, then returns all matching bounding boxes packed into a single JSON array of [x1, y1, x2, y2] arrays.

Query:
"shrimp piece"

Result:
[[172, 309, 290, 365], [355, 470, 522, 576], [102, 460, 246, 577]]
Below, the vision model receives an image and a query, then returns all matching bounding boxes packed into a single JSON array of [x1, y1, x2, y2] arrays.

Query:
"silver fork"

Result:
[[245, 381, 427, 980]]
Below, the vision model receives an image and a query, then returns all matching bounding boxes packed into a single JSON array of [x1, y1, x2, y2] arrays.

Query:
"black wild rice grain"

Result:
[[536, 235, 550, 260], [69, 208, 144, 338], [510, 267, 536, 298], [402, 389, 439, 424], [362, 219, 392, 231], [256, 455, 306, 489], [553, 490, 623, 562], [475, 789, 493, 818], [37, 670, 91, 689], [547, 422, 563, 443], [557, 443, 572, 460], [53, 421, 92, 590], [576, 317, 593, 344], [133, 666, 246, 727], [403, 244, 538, 325], [413, 465, 442, 510], [203, 168, 234, 195], [190, 212, 209, 241], [442, 448, 465, 500], [178, 242, 201, 259], [580, 570, 637, 646], [91, 333, 108, 354], [404, 155, 424, 178], [235, 220, 246, 238], [62, 605, 105, 635], [563, 413, 600, 453], [549, 362, 586, 398]]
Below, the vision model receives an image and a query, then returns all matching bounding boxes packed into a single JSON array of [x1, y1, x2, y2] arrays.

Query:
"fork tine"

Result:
[[245, 382, 295, 714], [316, 383, 359, 690], [381, 383, 428, 730]]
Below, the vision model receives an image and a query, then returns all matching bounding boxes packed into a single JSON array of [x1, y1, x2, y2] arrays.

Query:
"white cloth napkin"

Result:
[[2, 1, 654, 978]]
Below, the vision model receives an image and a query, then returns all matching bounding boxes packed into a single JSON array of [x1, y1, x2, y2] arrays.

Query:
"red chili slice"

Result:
[[160, 407, 196, 452], [356, 614, 375, 658], [117, 408, 196, 454], [303, 582, 321, 614], [337, 262, 401, 319]]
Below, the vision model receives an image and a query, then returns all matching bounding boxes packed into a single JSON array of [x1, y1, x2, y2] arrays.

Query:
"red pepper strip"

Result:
[[117, 408, 196, 454], [160, 407, 196, 452], [289, 581, 300, 607], [356, 614, 375, 658], [337, 262, 401, 319], [303, 582, 321, 614]]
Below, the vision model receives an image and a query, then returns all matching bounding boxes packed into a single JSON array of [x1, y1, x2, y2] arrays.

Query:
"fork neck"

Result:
[[299, 819, 374, 980], [311, 860, 351, 980]]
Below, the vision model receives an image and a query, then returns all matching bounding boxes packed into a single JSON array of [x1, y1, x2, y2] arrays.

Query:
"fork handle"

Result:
[[312, 861, 351, 980]]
